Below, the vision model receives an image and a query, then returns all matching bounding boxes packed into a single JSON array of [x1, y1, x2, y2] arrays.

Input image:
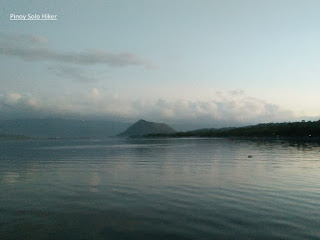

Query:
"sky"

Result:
[[1, 0, 320, 128]]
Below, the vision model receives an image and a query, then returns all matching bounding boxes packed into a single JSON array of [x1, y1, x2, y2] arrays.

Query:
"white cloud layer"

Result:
[[0, 90, 295, 127]]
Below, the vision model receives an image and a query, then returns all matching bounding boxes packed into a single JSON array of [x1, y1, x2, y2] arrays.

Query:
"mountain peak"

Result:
[[118, 119, 176, 137], [137, 119, 147, 123]]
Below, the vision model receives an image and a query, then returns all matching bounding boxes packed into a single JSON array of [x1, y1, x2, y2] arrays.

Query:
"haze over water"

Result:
[[1, 138, 320, 239]]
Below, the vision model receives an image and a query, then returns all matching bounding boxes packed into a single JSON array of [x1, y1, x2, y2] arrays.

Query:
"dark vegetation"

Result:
[[147, 120, 320, 139]]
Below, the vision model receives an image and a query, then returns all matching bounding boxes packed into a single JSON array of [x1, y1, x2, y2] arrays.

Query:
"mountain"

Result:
[[118, 119, 176, 137], [0, 118, 131, 138]]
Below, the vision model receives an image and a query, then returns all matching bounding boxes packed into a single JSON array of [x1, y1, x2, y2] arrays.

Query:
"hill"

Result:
[[118, 119, 176, 137], [147, 120, 320, 139]]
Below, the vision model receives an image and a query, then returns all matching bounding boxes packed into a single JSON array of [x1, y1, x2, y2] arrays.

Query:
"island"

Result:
[[118, 119, 177, 137]]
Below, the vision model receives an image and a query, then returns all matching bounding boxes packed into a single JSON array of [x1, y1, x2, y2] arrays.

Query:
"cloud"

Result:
[[0, 33, 152, 68], [0, 92, 42, 118], [1, 92, 39, 108], [6, 92, 22, 102], [0, 33, 48, 47], [0, 90, 295, 127], [48, 65, 100, 82]]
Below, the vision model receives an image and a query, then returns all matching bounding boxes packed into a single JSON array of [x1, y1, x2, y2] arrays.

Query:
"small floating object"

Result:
[[248, 155, 253, 158]]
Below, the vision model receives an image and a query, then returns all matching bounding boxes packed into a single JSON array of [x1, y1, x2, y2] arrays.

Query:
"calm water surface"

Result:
[[1, 138, 320, 239]]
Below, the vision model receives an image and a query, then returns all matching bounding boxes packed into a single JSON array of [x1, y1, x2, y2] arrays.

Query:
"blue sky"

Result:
[[1, 0, 320, 127]]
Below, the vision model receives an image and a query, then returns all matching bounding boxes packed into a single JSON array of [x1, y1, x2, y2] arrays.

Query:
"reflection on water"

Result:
[[89, 172, 101, 193], [1, 138, 320, 239], [2, 172, 20, 184]]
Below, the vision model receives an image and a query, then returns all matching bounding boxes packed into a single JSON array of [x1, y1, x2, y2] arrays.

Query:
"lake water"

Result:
[[1, 138, 320, 239]]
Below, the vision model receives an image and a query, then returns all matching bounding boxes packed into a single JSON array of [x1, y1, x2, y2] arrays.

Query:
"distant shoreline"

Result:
[[0, 134, 92, 140], [144, 135, 320, 142]]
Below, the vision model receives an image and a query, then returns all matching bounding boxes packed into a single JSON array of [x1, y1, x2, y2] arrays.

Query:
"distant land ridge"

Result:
[[118, 119, 176, 137], [0, 118, 131, 138], [146, 120, 320, 139]]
